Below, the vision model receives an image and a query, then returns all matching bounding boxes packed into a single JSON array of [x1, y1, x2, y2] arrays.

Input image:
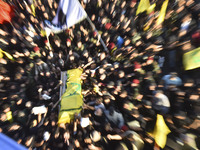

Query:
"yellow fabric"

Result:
[[136, 0, 150, 15], [156, 0, 169, 25], [6, 111, 13, 123], [152, 114, 171, 148], [183, 47, 200, 70], [58, 68, 83, 124], [147, 3, 156, 14], [40, 29, 46, 37], [0, 48, 14, 60], [31, 0, 36, 17], [0, 51, 3, 58]]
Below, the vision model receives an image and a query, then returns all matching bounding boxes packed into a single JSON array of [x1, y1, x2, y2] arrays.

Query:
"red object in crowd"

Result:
[[131, 0, 137, 3], [148, 56, 154, 61], [105, 23, 112, 30], [121, 125, 129, 131], [192, 31, 200, 45], [34, 46, 40, 52], [93, 31, 97, 37], [132, 79, 140, 84], [0, 0, 15, 24], [108, 42, 115, 50], [66, 38, 71, 43], [134, 62, 141, 69]]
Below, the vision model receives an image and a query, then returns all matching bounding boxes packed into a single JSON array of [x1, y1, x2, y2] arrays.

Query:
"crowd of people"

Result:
[[0, 0, 200, 149]]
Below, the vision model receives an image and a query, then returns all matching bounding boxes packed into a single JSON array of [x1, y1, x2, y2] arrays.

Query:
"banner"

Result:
[[136, 0, 150, 15], [183, 47, 200, 70], [58, 68, 83, 124], [0, 133, 27, 150], [45, 0, 87, 33], [156, 0, 169, 25], [152, 114, 171, 148]]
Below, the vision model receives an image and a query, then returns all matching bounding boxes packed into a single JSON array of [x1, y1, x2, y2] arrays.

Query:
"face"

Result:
[[17, 99, 23, 105], [83, 51, 89, 58], [100, 52, 106, 60], [11, 38, 17, 44], [55, 40, 60, 47], [121, 1, 126, 8], [118, 72, 125, 78], [77, 41, 82, 48], [0, 113, 7, 121], [91, 14, 96, 21], [66, 41, 71, 47], [120, 92, 127, 98], [124, 39, 131, 46], [146, 59, 153, 65], [99, 68, 105, 74], [100, 74, 106, 80], [120, 15, 125, 22], [25, 137, 33, 147]]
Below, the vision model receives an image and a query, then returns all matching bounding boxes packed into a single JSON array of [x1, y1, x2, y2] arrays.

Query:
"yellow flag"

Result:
[[147, 3, 156, 14], [6, 111, 13, 123], [0, 48, 14, 60], [58, 68, 83, 124], [156, 0, 169, 25], [31, 0, 36, 17], [0, 51, 3, 58], [183, 47, 200, 70], [136, 0, 150, 15], [152, 114, 171, 148], [40, 29, 46, 37]]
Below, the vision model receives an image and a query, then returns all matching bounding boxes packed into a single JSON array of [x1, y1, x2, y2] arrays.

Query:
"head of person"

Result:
[[131, 79, 140, 87], [108, 106, 115, 116], [90, 130, 101, 142], [118, 70, 125, 78], [120, 90, 128, 98]]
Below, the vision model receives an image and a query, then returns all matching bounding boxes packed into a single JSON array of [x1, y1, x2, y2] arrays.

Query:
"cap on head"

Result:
[[132, 79, 140, 84]]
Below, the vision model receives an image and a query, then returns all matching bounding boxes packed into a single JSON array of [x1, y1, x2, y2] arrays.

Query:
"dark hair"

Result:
[[108, 106, 114, 115]]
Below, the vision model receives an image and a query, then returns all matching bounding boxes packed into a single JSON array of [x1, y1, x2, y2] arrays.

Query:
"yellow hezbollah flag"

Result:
[[156, 0, 169, 25], [0, 48, 14, 60], [147, 3, 156, 14], [31, 0, 36, 17], [136, 0, 150, 15], [58, 68, 83, 124], [183, 47, 200, 70], [152, 114, 171, 148]]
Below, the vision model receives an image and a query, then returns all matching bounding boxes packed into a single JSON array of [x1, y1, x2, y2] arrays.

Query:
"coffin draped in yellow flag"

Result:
[[183, 47, 200, 70], [58, 68, 83, 124], [152, 114, 171, 148]]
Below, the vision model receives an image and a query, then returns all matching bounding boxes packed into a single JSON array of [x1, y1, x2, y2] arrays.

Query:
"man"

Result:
[[104, 106, 124, 129], [161, 72, 182, 90], [107, 129, 144, 150], [152, 90, 170, 115]]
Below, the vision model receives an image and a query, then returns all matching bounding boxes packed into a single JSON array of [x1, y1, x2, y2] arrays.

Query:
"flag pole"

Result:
[[86, 16, 109, 53]]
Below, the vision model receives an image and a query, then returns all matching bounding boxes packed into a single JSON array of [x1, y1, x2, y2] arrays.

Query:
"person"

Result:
[[104, 106, 125, 129], [152, 90, 171, 115], [107, 129, 144, 150], [161, 72, 182, 90]]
